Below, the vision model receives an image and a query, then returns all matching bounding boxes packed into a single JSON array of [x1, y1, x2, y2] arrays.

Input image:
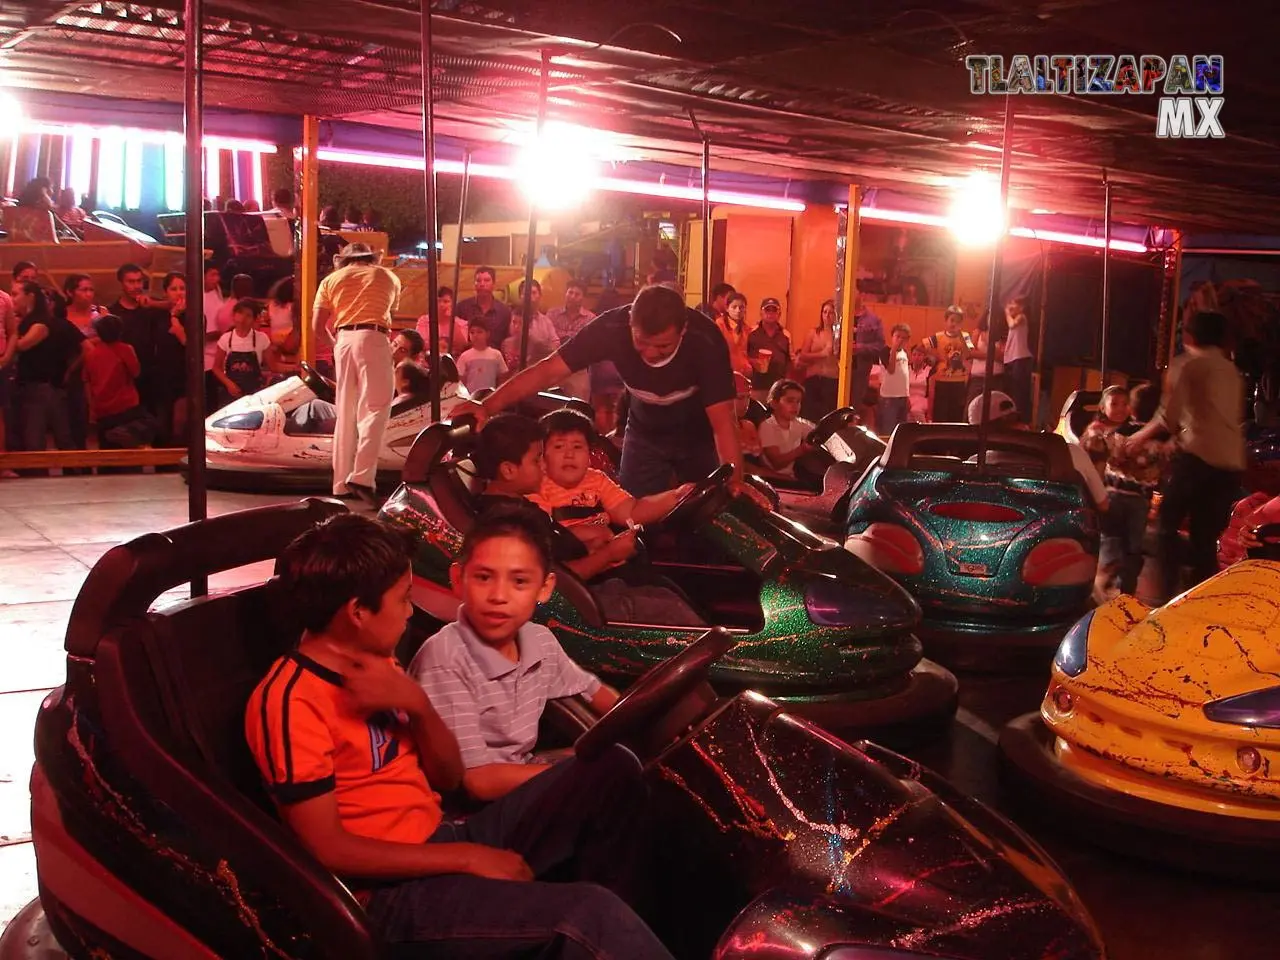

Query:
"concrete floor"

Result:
[[0, 475, 1271, 958], [0, 474, 314, 932]]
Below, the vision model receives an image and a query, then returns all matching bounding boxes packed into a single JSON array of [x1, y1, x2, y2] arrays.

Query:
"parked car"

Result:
[[0, 499, 1104, 960]]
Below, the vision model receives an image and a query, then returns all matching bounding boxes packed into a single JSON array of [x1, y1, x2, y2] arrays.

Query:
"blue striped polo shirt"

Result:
[[409, 612, 601, 768]]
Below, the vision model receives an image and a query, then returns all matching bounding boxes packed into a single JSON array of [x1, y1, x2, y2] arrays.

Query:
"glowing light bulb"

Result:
[[949, 172, 1006, 247], [0, 91, 23, 130]]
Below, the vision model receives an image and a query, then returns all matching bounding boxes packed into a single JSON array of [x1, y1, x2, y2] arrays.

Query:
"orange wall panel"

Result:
[[722, 214, 794, 327], [788, 205, 839, 337]]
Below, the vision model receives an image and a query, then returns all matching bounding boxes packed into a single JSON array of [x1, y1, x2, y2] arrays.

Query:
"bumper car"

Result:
[[752, 407, 888, 536], [380, 418, 958, 739], [0, 501, 1104, 960], [1001, 558, 1280, 879], [197, 359, 470, 492], [843, 424, 1099, 667]]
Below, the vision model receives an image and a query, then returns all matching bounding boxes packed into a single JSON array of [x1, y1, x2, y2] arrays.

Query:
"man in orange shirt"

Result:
[[245, 513, 670, 959]]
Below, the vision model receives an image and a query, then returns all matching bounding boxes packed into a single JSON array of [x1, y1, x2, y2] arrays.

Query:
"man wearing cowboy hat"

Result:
[[313, 241, 402, 504]]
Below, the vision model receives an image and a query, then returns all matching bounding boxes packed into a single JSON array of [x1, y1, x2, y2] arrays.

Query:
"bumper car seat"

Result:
[[30, 499, 387, 959]]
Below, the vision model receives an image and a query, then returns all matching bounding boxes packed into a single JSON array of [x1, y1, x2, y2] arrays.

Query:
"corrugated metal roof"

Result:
[[2, 0, 1275, 232]]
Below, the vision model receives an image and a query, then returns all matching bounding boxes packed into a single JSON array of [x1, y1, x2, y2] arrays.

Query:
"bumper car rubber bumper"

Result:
[[999, 712, 1280, 881], [915, 614, 1081, 672], [745, 658, 958, 746]]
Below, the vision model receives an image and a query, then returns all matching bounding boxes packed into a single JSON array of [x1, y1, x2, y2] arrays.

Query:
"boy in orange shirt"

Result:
[[531, 408, 692, 551], [244, 513, 671, 959]]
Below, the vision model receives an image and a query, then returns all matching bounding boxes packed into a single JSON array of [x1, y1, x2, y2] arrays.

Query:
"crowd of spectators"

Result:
[[0, 254, 300, 474]]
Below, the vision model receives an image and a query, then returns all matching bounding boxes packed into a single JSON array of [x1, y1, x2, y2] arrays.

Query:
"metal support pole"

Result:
[[519, 51, 550, 372], [836, 185, 860, 408], [449, 147, 472, 354], [1165, 230, 1185, 371], [1100, 171, 1113, 384], [299, 116, 320, 365], [687, 110, 710, 308], [182, 0, 207, 594], [419, 0, 442, 420], [1032, 252, 1050, 428], [976, 93, 1015, 472]]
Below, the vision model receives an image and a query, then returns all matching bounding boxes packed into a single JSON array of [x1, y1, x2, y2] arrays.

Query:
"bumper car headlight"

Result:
[[1205, 685, 1280, 729], [211, 410, 264, 430], [1053, 609, 1095, 678]]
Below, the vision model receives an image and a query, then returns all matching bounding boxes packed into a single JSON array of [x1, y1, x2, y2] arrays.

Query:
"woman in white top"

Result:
[[968, 312, 1005, 403], [795, 299, 840, 421]]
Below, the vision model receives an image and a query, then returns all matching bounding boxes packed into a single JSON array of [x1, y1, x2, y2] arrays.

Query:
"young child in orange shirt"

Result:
[[530, 409, 692, 552]]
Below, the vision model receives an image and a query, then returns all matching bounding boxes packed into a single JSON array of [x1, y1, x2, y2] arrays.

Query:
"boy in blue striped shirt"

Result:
[[411, 501, 619, 801]]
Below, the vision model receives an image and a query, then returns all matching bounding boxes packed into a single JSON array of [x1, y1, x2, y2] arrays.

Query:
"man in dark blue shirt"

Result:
[[466, 284, 750, 499]]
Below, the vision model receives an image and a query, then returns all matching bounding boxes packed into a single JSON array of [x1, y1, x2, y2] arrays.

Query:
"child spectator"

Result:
[[1081, 384, 1170, 600], [877, 323, 912, 437], [473, 414, 705, 626], [908, 344, 933, 423], [456, 323, 507, 394], [758, 379, 816, 476], [82, 314, 156, 449], [531, 409, 692, 551], [409, 504, 619, 801], [212, 298, 273, 405], [244, 513, 670, 958]]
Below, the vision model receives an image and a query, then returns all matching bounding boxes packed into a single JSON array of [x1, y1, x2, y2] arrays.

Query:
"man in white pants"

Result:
[[312, 242, 402, 504]]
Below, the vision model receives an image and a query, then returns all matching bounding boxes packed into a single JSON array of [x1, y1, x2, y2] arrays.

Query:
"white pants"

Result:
[[333, 329, 393, 494]]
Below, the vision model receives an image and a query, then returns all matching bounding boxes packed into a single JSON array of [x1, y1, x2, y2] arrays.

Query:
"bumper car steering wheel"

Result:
[[1246, 522, 1280, 561], [664, 463, 735, 527], [575, 628, 736, 763], [300, 360, 337, 403], [806, 406, 857, 447]]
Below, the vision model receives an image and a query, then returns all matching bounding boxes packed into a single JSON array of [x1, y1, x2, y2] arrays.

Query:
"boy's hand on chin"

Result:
[[461, 844, 534, 881], [338, 652, 428, 716]]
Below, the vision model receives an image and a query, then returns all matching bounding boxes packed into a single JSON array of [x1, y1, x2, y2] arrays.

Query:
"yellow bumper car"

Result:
[[1000, 560, 1280, 878]]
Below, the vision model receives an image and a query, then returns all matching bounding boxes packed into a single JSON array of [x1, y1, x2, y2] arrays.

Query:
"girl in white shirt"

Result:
[[758, 379, 816, 477]]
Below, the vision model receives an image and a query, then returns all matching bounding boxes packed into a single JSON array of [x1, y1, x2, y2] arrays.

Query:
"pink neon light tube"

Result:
[[855, 206, 1148, 253], [20, 121, 276, 154], [315, 148, 806, 212]]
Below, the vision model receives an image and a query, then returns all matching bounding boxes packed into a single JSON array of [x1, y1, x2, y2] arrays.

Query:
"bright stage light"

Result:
[[516, 135, 596, 210], [949, 172, 1006, 247], [0, 91, 22, 130]]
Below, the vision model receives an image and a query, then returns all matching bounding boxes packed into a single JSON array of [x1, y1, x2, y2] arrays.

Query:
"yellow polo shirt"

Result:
[[315, 263, 402, 331]]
